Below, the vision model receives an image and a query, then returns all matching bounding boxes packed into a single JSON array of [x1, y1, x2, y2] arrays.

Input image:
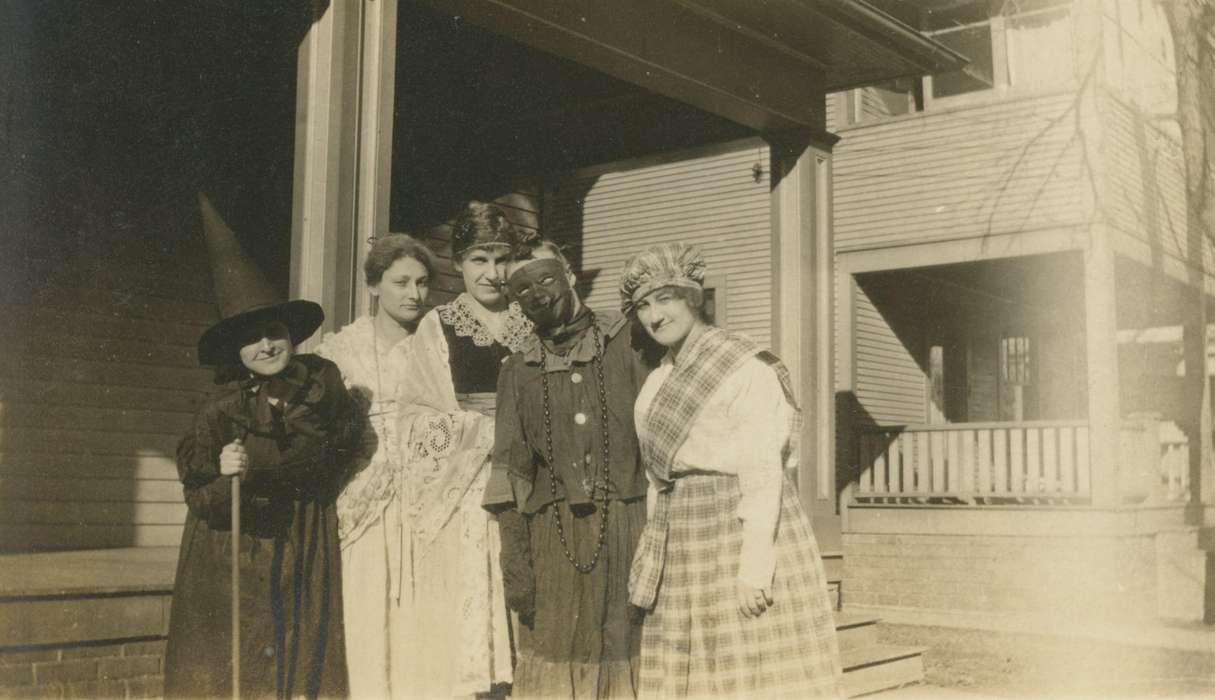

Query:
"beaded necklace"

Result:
[[539, 317, 611, 574]]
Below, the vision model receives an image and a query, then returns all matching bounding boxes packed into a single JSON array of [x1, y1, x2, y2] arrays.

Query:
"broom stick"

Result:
[[231, 438, 243, 700]]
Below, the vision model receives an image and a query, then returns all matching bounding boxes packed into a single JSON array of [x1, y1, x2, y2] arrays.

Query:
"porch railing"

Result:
[[1118, 417, 1190, 504], [854, 418, 1191, 506], [854, 421, 1091, 504]]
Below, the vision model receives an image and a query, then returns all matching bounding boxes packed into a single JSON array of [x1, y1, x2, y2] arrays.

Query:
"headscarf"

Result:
[[618, 243, 706, 315]]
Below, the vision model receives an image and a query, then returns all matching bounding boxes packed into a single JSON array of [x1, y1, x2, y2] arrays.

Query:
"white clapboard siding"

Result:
[[1, 215, 218, 552], [1100, 92, 1206, 269], [832, 92, 1096, 252], [853, 284, 926, 425], [544, 140, 773, 348], [1, 524, 185, 551]]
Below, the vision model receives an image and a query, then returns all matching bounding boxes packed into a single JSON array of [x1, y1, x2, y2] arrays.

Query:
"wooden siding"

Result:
[[853, 284, 926, 425], [0, 185, 541, 554], [0, 224, 216, 552], [826, 93, 844, 133], [543, 143, 773, 347], [1099, 0, 1176, 116], [827, 88, 914, 132], [832, 92, 1096, 252], [1100, 92, 1204, 271]]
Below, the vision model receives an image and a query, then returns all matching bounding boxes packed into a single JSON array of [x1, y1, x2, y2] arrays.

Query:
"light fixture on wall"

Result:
[[751, 160, 765, 183], [751, 146, 766, 183]]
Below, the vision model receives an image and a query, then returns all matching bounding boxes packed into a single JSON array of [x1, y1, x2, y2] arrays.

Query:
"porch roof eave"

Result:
[[416, 0, 967, 134], [812, 0, 970, 91]]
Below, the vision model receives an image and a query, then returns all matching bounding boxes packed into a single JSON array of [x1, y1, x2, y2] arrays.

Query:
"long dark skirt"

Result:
[[164, 499, 347, 700], [513, 497, 646, 699], [639, 473, 842, 698]]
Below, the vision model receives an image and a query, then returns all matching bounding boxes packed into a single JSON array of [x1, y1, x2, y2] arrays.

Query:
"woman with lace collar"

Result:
[[389, 202, 532, 698]]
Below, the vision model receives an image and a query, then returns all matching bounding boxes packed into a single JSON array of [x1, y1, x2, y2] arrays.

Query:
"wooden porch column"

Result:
[[770, 135, 836, 518], [291, 0, 398, 338], [1083, 238, 1121, 507], [1075, 2, 1120, 508]]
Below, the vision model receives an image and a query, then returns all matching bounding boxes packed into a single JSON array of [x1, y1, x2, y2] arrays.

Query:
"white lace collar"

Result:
[[437, 293, 534, 352]]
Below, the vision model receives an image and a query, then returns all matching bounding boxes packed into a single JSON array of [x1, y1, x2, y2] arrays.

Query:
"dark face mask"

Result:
[[506, 258, 575, 332]]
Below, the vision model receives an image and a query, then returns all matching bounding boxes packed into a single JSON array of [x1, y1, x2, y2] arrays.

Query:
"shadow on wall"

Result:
[[533, 178, 602, 303], [835, 390, 893, 503], [0, 1, 320, 552]]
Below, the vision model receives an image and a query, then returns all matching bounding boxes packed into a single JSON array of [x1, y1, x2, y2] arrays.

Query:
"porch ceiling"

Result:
[[689, 0, 967, 90], [414, 0, 963, 133]]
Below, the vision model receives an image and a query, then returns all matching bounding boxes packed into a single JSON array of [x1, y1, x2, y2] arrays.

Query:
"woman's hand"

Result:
[[736, 580, 773, 618], [219, 439, 248, 476]]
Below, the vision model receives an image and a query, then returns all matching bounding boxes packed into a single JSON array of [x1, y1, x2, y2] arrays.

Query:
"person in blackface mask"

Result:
[[483, 239, 659, 699]]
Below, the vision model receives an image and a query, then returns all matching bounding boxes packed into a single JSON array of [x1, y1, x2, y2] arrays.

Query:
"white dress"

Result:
[[321, 298, 529, 698], [315, 316, 419, 699]]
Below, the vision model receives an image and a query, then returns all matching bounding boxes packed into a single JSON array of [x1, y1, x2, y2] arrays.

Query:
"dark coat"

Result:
[[482, 311, 657, 698], [164, 355, 359, 700], [483, 312, 655, 514]]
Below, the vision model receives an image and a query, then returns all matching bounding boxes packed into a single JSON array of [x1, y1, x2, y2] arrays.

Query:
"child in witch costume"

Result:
[[164, 194, 359, 699], [484, 239, 659, 699]]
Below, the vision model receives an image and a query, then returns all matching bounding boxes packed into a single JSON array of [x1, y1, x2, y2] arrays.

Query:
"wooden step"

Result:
[[835, 611, 880, 650], [823, 551, 843, 610], [841, 644, 927, 698]]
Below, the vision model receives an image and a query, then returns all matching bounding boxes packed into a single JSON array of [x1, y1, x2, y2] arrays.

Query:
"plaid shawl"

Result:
[[629, 326, 801, 609]]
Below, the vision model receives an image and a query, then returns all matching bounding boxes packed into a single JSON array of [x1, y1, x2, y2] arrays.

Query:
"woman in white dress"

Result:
[[391, 202, 532, 697], [314, 233, 435, 699]]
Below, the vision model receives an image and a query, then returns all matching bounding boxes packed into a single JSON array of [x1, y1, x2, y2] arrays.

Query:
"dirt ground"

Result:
[[878, 623, 1215, 699]]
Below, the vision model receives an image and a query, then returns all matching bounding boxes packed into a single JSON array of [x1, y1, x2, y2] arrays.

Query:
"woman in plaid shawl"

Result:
[[622, 243, 843, 698]]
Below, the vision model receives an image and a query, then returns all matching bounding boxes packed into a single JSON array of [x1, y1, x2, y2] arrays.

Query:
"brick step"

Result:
[[841, 644, 927, 698]]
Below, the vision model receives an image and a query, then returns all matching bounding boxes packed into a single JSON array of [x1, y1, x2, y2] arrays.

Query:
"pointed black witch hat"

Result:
[[195, 192, 323, 366]]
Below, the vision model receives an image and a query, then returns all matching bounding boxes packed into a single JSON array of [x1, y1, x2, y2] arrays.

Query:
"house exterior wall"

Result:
[[832, 91, 1096, 255], [853, 283, 927, 425], [1100, 92, 1202, 272], [0, 2, 304, 552], [826, 0, 1205, 622], [0, 638, 167, 699], [843, 530, 1157, 621], [1099, 0, 1177, 116], [847, 255, 1089, 431], [544, 141, 774, 346], [0, 251, 214, 551]]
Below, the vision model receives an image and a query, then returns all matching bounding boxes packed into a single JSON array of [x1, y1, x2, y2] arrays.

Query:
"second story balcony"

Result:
[[828, 0, 1188, 266]]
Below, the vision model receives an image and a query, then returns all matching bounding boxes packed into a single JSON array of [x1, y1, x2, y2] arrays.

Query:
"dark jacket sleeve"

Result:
[[482, 357, 536, 620], [176, 401, 236, 528], [497, 508, 534, 621], [305, 358, 363, 484], [483, 357, 532, 511]]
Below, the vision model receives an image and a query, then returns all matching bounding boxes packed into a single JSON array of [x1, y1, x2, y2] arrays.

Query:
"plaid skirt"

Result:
[[639, 473, 842, 699]]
